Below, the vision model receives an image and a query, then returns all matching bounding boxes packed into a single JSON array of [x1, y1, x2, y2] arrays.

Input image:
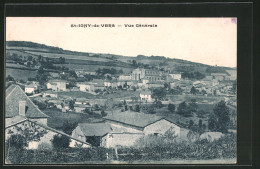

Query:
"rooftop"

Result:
[[6, 85, 48, 118], [104, 111, 163, 128], [78, 123, 113, 136]]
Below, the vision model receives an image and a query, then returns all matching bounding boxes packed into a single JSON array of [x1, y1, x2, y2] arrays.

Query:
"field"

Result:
[[6, 49, 37, 58], [6, 68, 37, 81], [43, 109, 103, 130], [25, 51, 112, 62], [6, 63, 28, 69], [58, 90, 140, 100], [6, 46, 49, 52], [54, 64, 134, 73]]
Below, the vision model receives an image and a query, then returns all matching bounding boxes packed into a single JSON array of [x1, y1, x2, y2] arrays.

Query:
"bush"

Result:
[[101, 110, 107, 117], [51, 134, 70, 150], [6, 133, 236, 163], [37, 142, 53, 151], [6, 134, 27, 150], [168, 103, 175, 113]]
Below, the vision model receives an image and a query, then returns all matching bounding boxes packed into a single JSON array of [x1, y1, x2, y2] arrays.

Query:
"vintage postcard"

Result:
[[5, 17, 237, 164]]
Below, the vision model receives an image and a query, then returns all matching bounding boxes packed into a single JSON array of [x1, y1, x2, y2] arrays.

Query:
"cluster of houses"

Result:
[[6, 84, 230, 150], [5, 84, 193, 149], [5, 66, 237, 150], [22, 67, 236, 114]]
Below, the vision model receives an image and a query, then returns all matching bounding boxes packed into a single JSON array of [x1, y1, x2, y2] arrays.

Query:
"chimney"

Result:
[[19, 101, 26, 116]]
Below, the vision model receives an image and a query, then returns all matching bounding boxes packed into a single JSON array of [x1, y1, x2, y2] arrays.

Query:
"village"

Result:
[[5, 53, 237, 152]]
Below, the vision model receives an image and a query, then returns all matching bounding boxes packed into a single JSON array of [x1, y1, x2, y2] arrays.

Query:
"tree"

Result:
[[123, 82, 128, 88], [6, 134, 27, 150], [38, 66, 44, 75], [132, 60, 137, 67], [208, 113, 218, 131], [153, 100, 163, 109], [59, 57, 65, 64], [84, 108, 93, 115], [69, 100, 75, 110], [190, 86, 197, 95], [69, 71, 77, 78], [168, 103, 176, 113], [201, 90, 207, 95], [189, 99, 198, 112], [36, 73, 48, 85], [148, 107, 156, 114], [123, 100, 127, 105], [135, 105, 140, 112], [62, 121, 78, 135], [188, 120, 194, 129], [101, 110, 107, 117], [164, 83, 170, 90], [152, 88, 167, 100], [208, 100, 230, 133], [197, 110, 206, 118], [177, 101, 191, 117], [118, 69, 124, 74], [198, 119, 203, 129], [51, 134, 70, 150], [6, 75, 14, 81]]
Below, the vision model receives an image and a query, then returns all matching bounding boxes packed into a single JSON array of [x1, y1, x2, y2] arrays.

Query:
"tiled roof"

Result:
[[104, 111, 163, 128], [6, 85, 48, 118], [78, 123, 112, 136]]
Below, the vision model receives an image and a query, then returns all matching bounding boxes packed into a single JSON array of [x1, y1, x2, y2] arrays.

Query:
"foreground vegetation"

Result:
[[5, 133, 236, 164]]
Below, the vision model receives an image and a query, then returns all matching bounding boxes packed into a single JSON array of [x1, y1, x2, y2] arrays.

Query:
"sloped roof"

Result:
[[5, 119, 92, 147], [104, 111, 163, 128], [5, 115, 27, 127], [78, 123, 112, 136], [6, 85, 48, 118]]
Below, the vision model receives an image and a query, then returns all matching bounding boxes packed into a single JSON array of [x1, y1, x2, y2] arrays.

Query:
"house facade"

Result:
[[46, 80, 66, 91], [140, 90, 153, 102], [25, 85, 35, 94], [6, 119, 91, 150]]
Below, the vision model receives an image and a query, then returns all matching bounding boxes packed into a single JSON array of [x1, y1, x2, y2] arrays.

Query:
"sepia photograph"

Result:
[[5, 17, 237, 164]]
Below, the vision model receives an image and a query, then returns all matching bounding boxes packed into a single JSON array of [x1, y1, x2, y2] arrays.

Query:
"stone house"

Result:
[[6, 85, 48, 126], [46, 80, 66, 91], [140, 90, 153, 103], [5, 119, 91, 150], [25, 85, 35, 94]]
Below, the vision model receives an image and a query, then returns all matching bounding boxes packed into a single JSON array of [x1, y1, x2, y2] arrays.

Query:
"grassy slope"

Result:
[[6, 67, 37, 81], [43, 109, 104, 129], [6, 41, 235, 77]]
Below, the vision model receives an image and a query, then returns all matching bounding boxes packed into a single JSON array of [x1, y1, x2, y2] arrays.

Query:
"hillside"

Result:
[[6, 41, 235, 74]]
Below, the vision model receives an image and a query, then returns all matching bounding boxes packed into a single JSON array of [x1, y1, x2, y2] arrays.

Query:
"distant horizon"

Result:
[[6, 17, 237, 67]]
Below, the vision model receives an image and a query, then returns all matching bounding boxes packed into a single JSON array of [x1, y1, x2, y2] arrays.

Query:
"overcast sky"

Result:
[[6, 17, 237, 67]]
